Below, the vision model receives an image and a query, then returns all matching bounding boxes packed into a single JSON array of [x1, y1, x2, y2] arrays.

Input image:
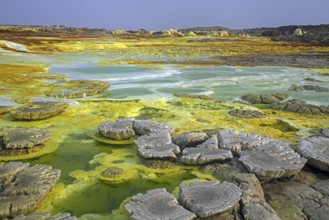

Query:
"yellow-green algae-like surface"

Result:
[[1, 36, 329, 219]]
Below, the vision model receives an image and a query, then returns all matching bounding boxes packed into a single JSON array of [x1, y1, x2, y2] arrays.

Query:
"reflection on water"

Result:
[[27, 133, 114, 184]]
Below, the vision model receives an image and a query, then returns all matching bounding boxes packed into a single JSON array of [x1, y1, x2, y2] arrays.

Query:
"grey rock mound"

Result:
[[178, 181, 242, 218], [98, 119, 135, 140], [13, 212, 77, 220], [239, 142, 307, 181], [229, 109, 265, 118], [218, 130, 274, 154], [135, 131, 171, 149], [3, 128, 50, 149], [133, 120, 174, 135], [136, 131, 180, 159], [196, 135, 218, 149], [125, 188, 196, 220], [138, 143, 180, 159], [298, 136, 329, 172], [271, 99, 329, 115], [11, 101, 69, 120], [241, 94, 288, 104], [181, 136, 233, 165], [0, 162, 60, 219], [173, 132, 209, 149], [181, 148, 233, 165], [234, 173, 280, 220]]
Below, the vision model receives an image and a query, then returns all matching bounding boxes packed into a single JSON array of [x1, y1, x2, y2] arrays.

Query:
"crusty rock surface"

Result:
[[125, 188, 196, 220], [11, 101, 69, 120], [133, 120, 174, 135], [98, 119, 135, 140], [264, 180, 329, 220], [271, 99, 329, 115], [218, 130, 274, 154], [173, 132, 209, 150], [239, 142, 306, 181], [178, 181, 242, 218], [181, 148, 233, 165], [3, 128, 50, 149], [138, 143, 181, 159], [135, 131, 180, 159], [135, 131, 171, 149], [234, 173, 280, 220], [196, 136, 218, 150], [298, 136, 329, 172], [241, 93, 288, 104], [181, 136, 233, 165], [0, 162, 60, 219], [229, 109, 265, 118]]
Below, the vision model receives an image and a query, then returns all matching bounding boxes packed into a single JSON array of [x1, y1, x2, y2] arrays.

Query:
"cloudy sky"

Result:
[[0, 0, 328, 30]]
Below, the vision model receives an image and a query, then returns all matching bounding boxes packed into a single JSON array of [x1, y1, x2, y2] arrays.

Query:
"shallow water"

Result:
[[45, 54, 329, 104]]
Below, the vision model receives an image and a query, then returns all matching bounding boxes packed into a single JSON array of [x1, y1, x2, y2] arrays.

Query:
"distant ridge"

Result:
[[179, 26, 230, 32]]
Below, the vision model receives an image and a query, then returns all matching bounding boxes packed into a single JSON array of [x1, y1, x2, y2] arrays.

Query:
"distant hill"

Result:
[[179, 26, 230, 33]]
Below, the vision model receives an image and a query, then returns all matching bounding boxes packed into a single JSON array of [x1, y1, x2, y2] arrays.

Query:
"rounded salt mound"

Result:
[[239, 142, 307, 181], [11, 100, 69, 120], [298, 136, 329, 172], [178, 181, 242, 218], [125, 188, 196, 220]]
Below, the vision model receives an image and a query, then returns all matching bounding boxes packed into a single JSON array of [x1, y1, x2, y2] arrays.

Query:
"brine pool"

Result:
[[48, 56, 329, 105]]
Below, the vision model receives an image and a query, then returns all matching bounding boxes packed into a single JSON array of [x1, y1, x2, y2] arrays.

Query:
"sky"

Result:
[[0, 0, 328, 30]]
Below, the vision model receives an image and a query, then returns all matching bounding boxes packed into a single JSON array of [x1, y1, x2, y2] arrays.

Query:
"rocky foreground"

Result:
[[89, 118, 329, 219]]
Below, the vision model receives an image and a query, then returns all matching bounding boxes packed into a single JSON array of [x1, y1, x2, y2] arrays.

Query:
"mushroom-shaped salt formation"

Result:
[[136, 131, 180, 159], [0, 162, 60, 219], [133, 119, 175, 135], [298, 136, 329, 172], [178, 181, 242, 218], [0, 128, 50, 157], [239, 142, 307, 181], [173, 131, 209, 150], [98, 119, 135, 140], [180, 136, 233, 165], [125, 188, 196, 220], [11, 100, 69, 120], [218, 130, 274, 154]]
